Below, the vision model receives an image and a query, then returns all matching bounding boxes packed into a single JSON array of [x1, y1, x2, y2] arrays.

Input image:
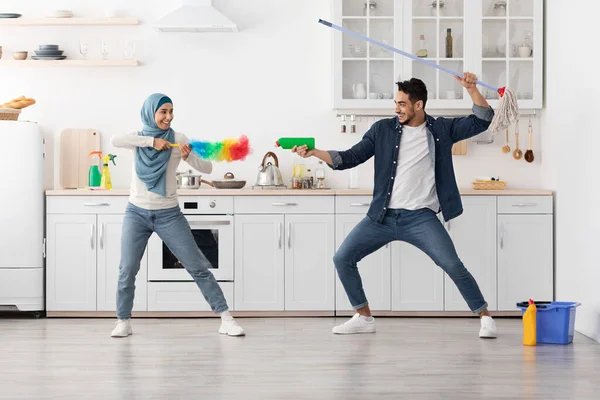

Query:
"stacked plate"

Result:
[[0, 13, 21, 18], [33, 45, 66, 61]]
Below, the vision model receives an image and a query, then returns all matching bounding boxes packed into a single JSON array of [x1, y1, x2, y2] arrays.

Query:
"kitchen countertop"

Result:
[[46, 188, 554, 196]]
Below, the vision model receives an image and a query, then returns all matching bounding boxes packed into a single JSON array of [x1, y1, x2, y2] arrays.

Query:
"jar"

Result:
[[292, 177, 302, 189]]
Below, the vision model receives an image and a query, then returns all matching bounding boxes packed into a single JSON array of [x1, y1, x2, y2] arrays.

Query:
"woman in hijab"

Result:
[[109, 93, 244, 337]]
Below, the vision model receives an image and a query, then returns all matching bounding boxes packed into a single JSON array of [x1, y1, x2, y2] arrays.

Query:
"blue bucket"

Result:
[[516, 301, 582, 344]]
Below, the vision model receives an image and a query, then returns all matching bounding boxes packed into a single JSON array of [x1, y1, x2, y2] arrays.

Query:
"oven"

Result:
[[147, 196, 234, 282]]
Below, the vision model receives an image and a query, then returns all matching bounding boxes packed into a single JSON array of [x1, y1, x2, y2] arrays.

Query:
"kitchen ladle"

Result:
[[502, 127, 510, 153], [524, 116, 534, 163], [513, 121, 523, 160]]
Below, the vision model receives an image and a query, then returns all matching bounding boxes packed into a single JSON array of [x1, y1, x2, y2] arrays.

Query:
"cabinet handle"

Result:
[[500, 224, 504, 249], [350, 203, 370, 207], [84, 202, 110, 207], [272, 202, 298, 206], [287, 222, 291, 249], [512, 203, 537, 207], [278, 223, 282, 249], [99, 223, 104, 250], [90, 224, 95, 250]]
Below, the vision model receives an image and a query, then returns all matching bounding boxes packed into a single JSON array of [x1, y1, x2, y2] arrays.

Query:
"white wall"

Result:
[[1, 0, 544, 191], [541, 2, 600, 341]]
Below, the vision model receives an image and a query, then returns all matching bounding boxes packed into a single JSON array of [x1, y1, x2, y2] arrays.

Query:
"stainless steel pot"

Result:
[[255, 151, 284, 186], [176, 170, 212, 189]]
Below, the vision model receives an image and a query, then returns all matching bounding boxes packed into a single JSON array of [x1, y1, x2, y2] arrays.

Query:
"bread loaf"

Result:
[[0, 96, 36, 109]]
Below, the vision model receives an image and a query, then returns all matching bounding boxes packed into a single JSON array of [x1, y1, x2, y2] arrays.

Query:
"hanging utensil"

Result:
[[513, 121, 523, 160], [502, 127, 511, 154], [524, 116, 534, 163]]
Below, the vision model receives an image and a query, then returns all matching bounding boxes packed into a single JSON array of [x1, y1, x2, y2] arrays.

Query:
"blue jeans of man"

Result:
[[334, 208, 488, 313], [116, 203, 228, 319]]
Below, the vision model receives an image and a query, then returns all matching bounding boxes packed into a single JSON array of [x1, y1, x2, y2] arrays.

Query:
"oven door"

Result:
[[148, 215, 233, 281]]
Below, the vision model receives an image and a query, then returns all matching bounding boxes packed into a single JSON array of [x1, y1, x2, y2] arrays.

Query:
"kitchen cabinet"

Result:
[[45, 196, 147, 312], [444, 196, 497, 311], [234, 196, 335, 312], [391, 240, 444, 311], [234, 213, 335, 311], [335, 214, 391, 311], [46, 213, 148, 312], [497, 196, 553, 310], [46, 215, 97, 311], [332, 0, 543, 110], [234, 214, 285, 311]]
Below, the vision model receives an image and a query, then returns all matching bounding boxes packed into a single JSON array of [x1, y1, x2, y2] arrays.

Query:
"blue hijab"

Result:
[[135, 93, 175, 197]]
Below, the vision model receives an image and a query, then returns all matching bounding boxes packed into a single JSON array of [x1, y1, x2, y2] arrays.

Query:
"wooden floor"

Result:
[[0, 316, 598, 399]]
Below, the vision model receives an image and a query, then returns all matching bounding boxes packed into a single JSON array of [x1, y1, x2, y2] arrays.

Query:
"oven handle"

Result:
[[187, 220, 231, 226]]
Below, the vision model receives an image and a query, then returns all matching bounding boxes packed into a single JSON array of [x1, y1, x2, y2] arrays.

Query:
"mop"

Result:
[[318, 19, 518, 133]]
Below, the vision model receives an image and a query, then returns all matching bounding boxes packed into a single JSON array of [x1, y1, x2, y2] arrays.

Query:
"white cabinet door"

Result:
[[285, 214, 335, 311], [391, 240, 444, 311], [46, 214, 97, 311], [335, 215, 391, 311], [96, 215, 147, 312], [234, 215, 284, 311], [498, 214, 553, 310], [444, 197, 497, 311], [332, 0, 404, 109]]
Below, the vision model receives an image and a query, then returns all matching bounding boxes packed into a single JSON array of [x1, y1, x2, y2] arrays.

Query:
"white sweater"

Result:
[[110, 131, 212, 210]]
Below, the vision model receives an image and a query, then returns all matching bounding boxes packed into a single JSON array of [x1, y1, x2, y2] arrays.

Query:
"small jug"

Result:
[[352, 83, 366, 99]]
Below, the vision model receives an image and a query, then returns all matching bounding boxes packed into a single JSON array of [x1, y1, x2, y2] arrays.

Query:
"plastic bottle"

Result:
[[523, 299, 537, 346], [88, 151, 102, 187], [100, 154, 117, 190], [275, 137, 315, 150]]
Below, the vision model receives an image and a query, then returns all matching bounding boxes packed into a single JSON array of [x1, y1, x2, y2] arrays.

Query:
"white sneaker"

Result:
[[111, 319, 133, 338], [219, 318, 245, 336], [479, 316, 497, 338], [332, 313, 376, 334]]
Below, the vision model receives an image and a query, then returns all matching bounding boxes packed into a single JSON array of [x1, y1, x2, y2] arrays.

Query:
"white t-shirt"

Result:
[[110, 131, 212, 210], [388, 122, 440, 212]]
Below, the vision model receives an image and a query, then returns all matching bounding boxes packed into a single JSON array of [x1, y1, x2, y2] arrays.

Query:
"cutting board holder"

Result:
[[59, 128, 101, 189]]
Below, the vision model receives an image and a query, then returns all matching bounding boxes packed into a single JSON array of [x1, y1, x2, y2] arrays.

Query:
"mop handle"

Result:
[[318, 19, 500, 93]]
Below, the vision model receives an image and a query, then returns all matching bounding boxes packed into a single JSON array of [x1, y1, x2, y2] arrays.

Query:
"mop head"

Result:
[[487, 87, 519, 134], [189, 135, 251, 162]]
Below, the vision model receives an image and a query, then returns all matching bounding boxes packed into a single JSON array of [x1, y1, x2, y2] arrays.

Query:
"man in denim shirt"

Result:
[[293, 72, 497, 338]]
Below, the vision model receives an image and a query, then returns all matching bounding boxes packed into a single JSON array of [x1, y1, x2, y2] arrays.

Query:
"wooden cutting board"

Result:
[[59, 129, 101, 189], [452, 140, 467, 156]]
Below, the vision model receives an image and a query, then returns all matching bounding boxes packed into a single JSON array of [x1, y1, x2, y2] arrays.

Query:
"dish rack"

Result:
[[0, 108, 20, 121], [472, 180, 506, 190]]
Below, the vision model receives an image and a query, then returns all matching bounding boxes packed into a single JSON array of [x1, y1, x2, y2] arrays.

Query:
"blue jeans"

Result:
[[117, 203, 228, 319], [334, 209, 488, 314]]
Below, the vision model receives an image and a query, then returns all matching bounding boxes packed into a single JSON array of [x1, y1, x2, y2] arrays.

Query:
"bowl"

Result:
[[12, 51, 28, 60], [39, 44, 59, 50]]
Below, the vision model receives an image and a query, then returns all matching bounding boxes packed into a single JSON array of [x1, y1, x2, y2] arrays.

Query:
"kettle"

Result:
[[255, 151, 284, 186]]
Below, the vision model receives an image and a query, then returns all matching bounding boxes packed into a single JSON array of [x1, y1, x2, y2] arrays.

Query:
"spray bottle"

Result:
[[88, 151, 102, 187], [522, 299, 537, 346], [275, 137, 315, 150], [100, 154, 117, 190]]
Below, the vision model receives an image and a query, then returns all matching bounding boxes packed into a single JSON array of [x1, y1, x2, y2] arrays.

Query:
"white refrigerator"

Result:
[[0, 121, 44, 312]]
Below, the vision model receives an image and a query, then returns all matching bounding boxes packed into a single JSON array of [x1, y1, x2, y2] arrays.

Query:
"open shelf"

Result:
[[0, 60, 140, 67], [0, 17, 139, 26]]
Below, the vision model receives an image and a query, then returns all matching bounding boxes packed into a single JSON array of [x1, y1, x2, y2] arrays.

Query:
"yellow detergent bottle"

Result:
[[100, 154, 117, 190], [523, 299, 537, 346]]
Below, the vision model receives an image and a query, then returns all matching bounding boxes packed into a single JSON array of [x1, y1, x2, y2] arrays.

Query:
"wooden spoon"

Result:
[[513, 121, 523, 160], [524, 116, 534, 163], [502, 127, 510, 153]]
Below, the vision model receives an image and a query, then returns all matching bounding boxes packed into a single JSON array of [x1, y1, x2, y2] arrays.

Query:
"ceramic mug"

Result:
[[518, 46, 532, 58]]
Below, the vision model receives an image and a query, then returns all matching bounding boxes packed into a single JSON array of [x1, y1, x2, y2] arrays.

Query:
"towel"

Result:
[[135, 93, 174, 197]]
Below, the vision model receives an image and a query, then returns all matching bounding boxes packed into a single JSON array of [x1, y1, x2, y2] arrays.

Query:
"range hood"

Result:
[[154, 0, 238, 32]]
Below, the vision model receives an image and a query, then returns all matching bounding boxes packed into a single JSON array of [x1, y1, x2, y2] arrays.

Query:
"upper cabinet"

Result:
[[332, 0, 543, 110]]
